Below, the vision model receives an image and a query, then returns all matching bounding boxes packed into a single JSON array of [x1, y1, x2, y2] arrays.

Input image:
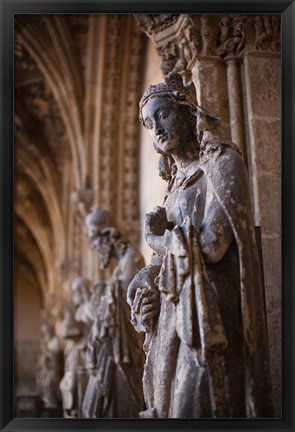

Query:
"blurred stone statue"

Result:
[[59, 277, 92, 418], [127, 72, 273, 418], [36, 320, 63, 409], [82, 208, 145, 418]]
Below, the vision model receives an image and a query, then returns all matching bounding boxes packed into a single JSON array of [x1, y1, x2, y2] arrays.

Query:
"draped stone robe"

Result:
[[139, 145, 273, 419], [82, 246, 145, 418]]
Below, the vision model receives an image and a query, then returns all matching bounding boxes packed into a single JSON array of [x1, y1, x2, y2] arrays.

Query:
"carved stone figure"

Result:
[[270, 15, 281, 51], [254, 15, 271, 51], [216, 15, 246, 57], [36, 320, 63, 409], [156, 41, 178, 75], [253, 15, 281, 52], [201, 15, 216, 56], [82, 208, 145, 418], [134, 14, 180, 37], [59, 277, 92, 418], [127, 72, 273, 418]]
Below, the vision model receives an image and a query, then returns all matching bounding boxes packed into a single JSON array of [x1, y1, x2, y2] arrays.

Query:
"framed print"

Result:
[[0, 1, 294, 431]]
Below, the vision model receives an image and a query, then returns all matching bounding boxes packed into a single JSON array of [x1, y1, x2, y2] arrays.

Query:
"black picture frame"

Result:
[[1, 1, 294, 431]]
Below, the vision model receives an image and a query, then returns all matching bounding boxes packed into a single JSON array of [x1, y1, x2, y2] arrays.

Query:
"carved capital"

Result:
[[134, 14, 199, 77], [134, 14, 180, 37], [252, 15, 281, 53], [135, 14, 281, 75]]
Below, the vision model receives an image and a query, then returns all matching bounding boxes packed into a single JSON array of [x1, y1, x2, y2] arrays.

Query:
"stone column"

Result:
[[192, 56, 230, 138], [225, 56, 245, 153]]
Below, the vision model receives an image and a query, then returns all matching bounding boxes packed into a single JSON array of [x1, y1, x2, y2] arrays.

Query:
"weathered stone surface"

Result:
[[13, 12, 282, 419], [241, 50, 281, 417], [256, 174, 281, 237], [193, 57, 230, 129], [244, 53, 281, 119], [128, 72, 273, 418], [250, 118, 281, 176], [261, 236, 281, 313], [266, 310, 281, 417], [82, 208, 145, 418]]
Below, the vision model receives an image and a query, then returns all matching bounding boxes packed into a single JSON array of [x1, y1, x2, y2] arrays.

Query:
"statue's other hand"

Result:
[[145, 206, 168, 237], [127, 272, 143, 307], [140, 290, 160, 325], [131, 287, 160, 332], [127, 266, 158, 306]]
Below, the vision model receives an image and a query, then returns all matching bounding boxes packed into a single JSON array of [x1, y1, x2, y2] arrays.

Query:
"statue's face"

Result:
[[93, 233, 113, 269], [142, 96, 192, 155], [86, 220, 113, 269], [86, 222, 99, 246], [72, 287, 82, 306]]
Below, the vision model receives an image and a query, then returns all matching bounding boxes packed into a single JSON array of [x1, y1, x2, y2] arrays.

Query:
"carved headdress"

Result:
[[85, 208, 114, 231], [139, 72, 198, 123]]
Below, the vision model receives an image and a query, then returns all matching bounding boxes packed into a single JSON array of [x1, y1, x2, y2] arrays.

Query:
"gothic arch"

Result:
[[15, 15, 85, 189]]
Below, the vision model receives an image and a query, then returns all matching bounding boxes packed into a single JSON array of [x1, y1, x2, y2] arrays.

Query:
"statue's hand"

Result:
[[134, 287, 160, 329], [130, 287, 160, 333], [127, 266, 160, 332], [144, 207, 174, 254], [127, 266, 158, 306], [145, 206, 169, 237]]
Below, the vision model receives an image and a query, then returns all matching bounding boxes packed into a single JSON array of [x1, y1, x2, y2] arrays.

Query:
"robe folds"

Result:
[[82, 247, 145, 419], [140, 144, 273, 419]]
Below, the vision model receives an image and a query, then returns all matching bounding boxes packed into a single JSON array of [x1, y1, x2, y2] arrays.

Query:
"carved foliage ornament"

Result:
[[134, 14, 281, 76], [215, 15, 247, 57], [134, 14, 180, 37]]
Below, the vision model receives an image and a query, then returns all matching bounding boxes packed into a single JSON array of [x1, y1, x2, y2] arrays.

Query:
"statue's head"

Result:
[[71, 276, 91, 306], [85, 208, 115, 269], [139, 72, 199, 156]]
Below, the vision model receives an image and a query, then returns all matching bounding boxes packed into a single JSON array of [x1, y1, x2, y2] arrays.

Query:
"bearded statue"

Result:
[[81, 208, 145, 418]]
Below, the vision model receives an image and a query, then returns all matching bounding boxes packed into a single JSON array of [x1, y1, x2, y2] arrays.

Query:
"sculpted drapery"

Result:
[[127, 72, 273, 418], [81, 208, 145, 418]]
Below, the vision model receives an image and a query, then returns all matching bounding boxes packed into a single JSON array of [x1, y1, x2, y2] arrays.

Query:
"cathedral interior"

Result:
[[14, 13, 281, 418]]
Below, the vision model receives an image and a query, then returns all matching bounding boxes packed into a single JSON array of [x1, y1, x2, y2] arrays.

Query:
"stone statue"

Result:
[[82, 208, 145, 418], [127, 72, 273, 418], [36, 320, 63, 409], [59, 277, 92, 418]]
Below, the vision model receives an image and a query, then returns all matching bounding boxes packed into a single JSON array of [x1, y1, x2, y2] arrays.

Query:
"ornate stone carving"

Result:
[[254, 15, 281, 52], [82, 208, 145, 418], [98, 16, 124, 212], [134, 14, 199, 76], [119, 21, 145, 243], [156, 25, 199, 75], [15, 71, 68, 184], [127, 72, 273, 418], [134, 14, 180, 37], [216, 15, 246, 57], [135, 14, 281, 79]]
